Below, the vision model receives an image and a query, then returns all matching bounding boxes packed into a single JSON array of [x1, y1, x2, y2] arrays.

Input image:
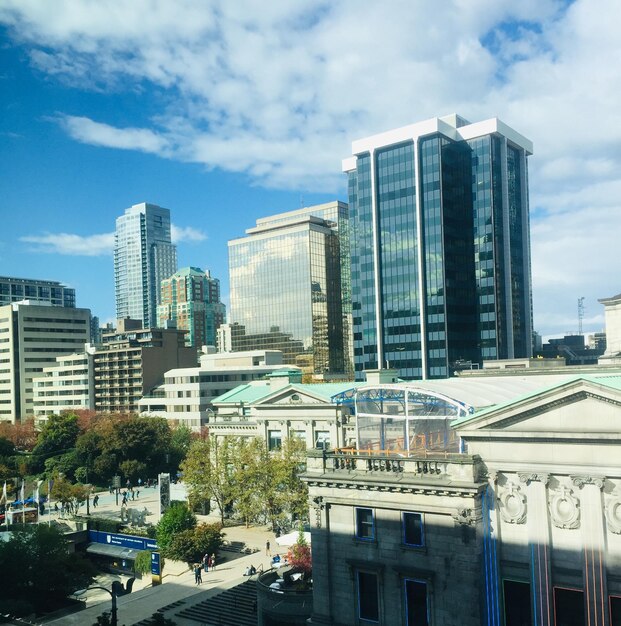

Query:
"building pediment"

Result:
[[254, 387, 329, 407], [456, 378, 621, 436]]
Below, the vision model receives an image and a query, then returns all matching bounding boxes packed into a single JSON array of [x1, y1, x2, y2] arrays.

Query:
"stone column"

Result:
[[307, 495, 333, 625], [571, 475, 608, 626], [519, 472, 553, 626]]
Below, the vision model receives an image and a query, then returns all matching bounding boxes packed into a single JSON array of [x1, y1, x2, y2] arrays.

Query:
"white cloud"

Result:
[[20, 232, 115, 256], [60, 115, 170, 153], [171, 225, 207, 243], [20, 223, 205, 256], [2, 0, 621, 335]]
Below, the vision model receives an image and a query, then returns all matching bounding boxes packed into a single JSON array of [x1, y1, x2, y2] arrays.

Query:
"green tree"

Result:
[[119, 459, 148, 484], [0, 525, 96, 615], [31, 413, 80, 471], [181, 437, 238, 524], [156, 502, 197, 554], [166, 522, 224, 564], [51, 475, 90, 516], [133, 549, 165, 576]]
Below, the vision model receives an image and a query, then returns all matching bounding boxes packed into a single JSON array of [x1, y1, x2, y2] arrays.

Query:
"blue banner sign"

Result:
[[89, 530, 157, 551], [151, 551, 161, 576]]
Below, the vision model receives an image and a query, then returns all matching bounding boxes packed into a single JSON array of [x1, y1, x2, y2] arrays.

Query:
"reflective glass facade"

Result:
[[346, 116, 532, 380], [114, 203, 177, 328], [228, 201, 350, 376]]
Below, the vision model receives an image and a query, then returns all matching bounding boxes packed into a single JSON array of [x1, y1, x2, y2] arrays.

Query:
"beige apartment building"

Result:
[[94, 319, 197, 414], [0, 302, 91, 423], [32, 345, 96, 420]]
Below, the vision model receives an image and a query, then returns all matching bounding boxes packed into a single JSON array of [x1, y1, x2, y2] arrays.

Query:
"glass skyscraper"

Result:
[[228, 201, 352, 376], [114, 202, 177, 328], [344, 114, 533, 380]]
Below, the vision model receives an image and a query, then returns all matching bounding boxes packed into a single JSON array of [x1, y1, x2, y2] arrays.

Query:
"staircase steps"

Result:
[[174, 579, 257, 626]]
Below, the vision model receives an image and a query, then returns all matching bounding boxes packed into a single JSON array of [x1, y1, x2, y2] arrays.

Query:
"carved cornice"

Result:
[[571, 475, 606, 490], [305, 478, 478, 498], [518, 472, 550, 486]]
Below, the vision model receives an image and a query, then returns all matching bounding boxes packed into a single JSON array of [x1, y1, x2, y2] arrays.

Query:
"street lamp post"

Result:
[[74, 578, 134, 626]]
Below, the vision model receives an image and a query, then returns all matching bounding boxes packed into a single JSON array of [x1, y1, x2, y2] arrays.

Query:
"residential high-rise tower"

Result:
[[157, 267, 226, 349], [114, 202, 177, 328], [344, 114, 533, 380]]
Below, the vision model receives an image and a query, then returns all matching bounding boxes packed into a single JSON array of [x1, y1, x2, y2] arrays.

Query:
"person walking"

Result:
[[210, 554, 216, 571], [194, 563, 202, 585], [93, 494, 99, 508], [266, 540, 271, 556], [203, 552, 209, 573]]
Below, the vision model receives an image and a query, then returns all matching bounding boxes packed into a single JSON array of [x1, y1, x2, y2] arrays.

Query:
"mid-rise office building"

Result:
[[228, 201, 351, 377], [93, 319, 196, 414], [0, 276, 76, 308], [343, 114, 533, 380], [0, 302, 91, 422], [114, 202, 177, 328], [139, 348, 296, 431], [157, 267, 226, 349], [32, 345, 96, 419]]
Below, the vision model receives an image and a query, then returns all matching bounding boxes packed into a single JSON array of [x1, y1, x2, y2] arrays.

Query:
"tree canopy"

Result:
[[0, 525, 96, 616], [156, 502, 197, 554]]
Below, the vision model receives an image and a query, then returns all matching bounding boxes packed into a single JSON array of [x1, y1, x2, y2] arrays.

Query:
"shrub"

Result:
[[156, 503, 196, 554]]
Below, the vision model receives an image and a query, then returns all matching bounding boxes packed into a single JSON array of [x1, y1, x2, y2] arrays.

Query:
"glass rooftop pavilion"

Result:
[[333, 385, 472, 454], [330, 373, 583, 455]]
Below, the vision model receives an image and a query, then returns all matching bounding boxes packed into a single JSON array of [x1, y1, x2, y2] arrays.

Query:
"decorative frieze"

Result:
[[498, 481, 527, 524], [549, 484, 580, 529]]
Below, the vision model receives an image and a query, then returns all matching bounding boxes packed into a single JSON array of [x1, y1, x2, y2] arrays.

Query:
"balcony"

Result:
[[305, 448, 486, 485]]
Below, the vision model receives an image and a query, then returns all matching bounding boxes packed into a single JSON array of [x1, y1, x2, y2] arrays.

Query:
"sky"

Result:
[[0, 0, 620, 339]]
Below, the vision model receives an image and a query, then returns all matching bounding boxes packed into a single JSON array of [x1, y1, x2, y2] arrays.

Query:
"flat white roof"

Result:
[[343, 114, 532, 171]]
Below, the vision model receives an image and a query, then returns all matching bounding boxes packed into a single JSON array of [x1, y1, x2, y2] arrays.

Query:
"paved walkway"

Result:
[[42, 486, 283, 625]]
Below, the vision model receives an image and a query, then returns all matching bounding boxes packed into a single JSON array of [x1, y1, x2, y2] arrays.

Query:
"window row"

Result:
[[356, 508, 423, 547]]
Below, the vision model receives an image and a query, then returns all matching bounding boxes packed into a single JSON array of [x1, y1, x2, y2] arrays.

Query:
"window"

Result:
[[610, 595, 621, 626], [355, 507, 375, 540], [268, 430, 282, 451], [402, 512, 424, 547], [315, 430, 330, 450], [357, 571, 379, 622], [405, 579, 428, 626], [554, 587, 584, 626], [503, 580, 531, 626]]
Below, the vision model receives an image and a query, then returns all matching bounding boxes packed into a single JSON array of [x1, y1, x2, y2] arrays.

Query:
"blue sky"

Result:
[[0, 0, 620, 341]]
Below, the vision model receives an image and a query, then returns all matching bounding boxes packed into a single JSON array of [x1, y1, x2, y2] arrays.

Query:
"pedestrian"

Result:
[[138, 477, 142, 487], [210, 554, 216, 570], [54, 502, 59, 513], [194, 563, 202, 585], [203, 552, 209, 572], [126, 479, 131, 489], [131, 489, 135, 501], [93, 494, 99, 507], [122, 494, 127, 506], [266, 540, 271, 556], [136, 490, 140, 499]]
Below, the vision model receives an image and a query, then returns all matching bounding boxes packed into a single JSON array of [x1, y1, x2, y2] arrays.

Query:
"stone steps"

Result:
[[173, 579, 257, 626]]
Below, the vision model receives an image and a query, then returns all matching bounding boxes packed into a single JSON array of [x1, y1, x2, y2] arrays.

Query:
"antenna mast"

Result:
[[578, 297, 585, 335]]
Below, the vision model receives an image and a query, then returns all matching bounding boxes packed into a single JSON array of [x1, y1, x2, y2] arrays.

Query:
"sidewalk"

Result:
[[45, 541, 276, 625], [43, 487, 282, 625]]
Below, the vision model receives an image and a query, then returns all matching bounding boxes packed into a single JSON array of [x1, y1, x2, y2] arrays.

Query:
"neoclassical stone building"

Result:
[[303, 373, 621, 626]]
